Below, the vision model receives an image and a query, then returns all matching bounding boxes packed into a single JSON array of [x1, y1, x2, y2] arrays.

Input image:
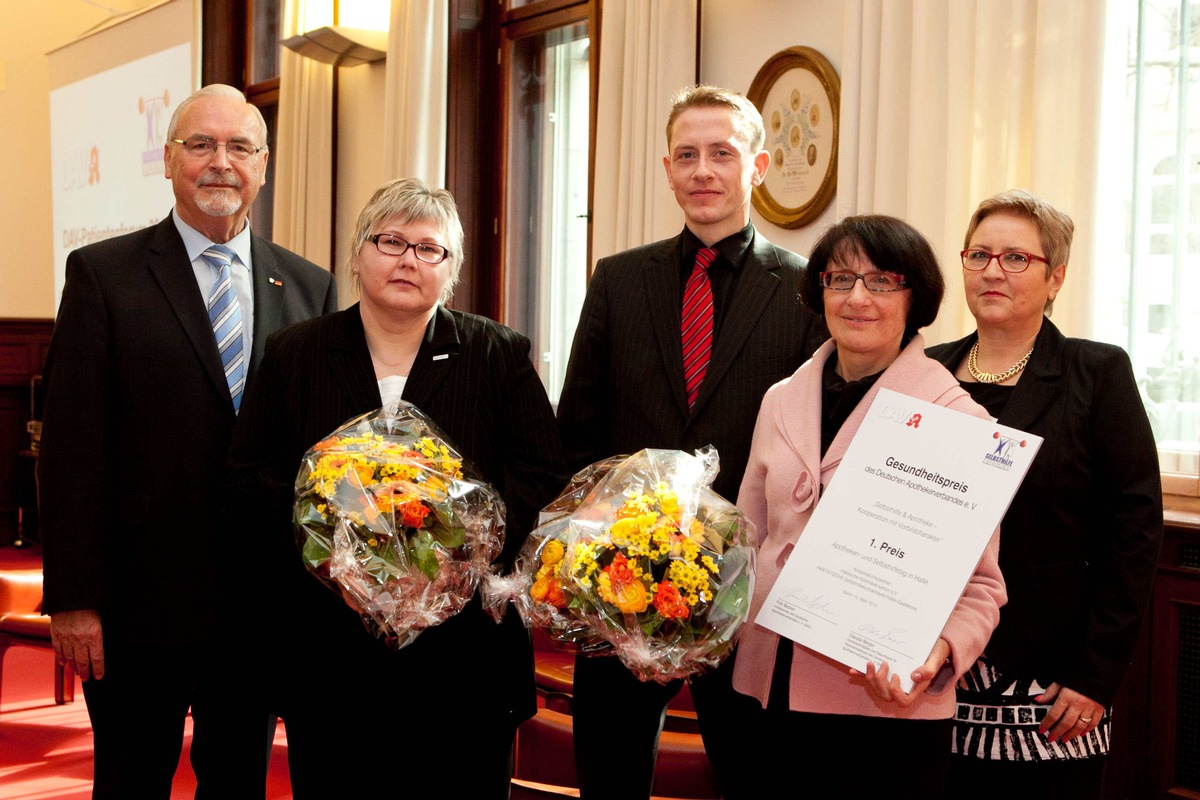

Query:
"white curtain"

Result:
[[838, 0, 1105, 344], [381, 0, 447, 185], [271, 1, 335, 266], [591, 0, 697, 264]]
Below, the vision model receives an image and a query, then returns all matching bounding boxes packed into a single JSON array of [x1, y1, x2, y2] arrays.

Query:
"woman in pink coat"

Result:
[[728, 215, 1006, 799]]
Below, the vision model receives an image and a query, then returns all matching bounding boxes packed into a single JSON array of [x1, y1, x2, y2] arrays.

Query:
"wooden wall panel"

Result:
[[0, 319, 53, 542]]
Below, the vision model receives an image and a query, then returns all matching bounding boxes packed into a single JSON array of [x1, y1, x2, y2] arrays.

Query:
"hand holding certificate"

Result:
[[755, 388, 1041, 692]]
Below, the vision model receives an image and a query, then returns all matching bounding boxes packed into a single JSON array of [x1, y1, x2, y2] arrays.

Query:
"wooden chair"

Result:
[[0, 569, 74, 710]]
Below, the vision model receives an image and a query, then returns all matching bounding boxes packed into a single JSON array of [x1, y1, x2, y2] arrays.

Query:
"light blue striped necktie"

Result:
[[202, 245, 246, 412]]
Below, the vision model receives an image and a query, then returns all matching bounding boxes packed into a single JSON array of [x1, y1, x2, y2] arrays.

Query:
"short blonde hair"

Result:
[[665, 84, 766, 153], [964, 189, 1073, 315], [348, 178, 464, 305]]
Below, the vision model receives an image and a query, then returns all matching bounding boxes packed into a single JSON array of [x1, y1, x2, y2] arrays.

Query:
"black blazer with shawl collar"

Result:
[[557, 227, 827, 502], [927, 319, 1163, 705], [227, 304, 567, 720]]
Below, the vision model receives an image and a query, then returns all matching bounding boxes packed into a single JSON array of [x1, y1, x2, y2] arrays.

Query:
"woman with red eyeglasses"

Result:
[[928, 190, 1163, 798]]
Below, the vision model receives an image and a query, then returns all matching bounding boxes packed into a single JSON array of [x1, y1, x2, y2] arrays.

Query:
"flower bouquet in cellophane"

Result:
[[293, 402, 504, 650], [514, 447, 756, 683]]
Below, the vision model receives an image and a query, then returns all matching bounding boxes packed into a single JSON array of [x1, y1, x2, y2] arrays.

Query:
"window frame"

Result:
[[485, 0, 598, 325]]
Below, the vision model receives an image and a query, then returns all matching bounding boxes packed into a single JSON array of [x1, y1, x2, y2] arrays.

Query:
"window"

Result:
[[1100, 0, 1200, 495], [245, 0, 282, 241], [499, 1, 595, 404]]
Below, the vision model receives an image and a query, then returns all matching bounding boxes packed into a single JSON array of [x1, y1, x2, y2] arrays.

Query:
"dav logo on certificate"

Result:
[[755, 388, 1042, 691]]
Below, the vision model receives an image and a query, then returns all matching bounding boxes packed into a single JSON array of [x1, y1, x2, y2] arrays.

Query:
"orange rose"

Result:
[[544, 578, 567, 608], [653, 580, 690, 620], [398, 499, 431, 529], [605, 553, 637, 585], [601, 554, 648, 613]]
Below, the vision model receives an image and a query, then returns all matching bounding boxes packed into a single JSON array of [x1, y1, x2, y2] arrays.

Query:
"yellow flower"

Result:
[[609, 517, 641, 542], [571, 542, 598, 576], [351, 461, 376, 487], [656, 487, 680, 516], [541, 539, 566, 566]]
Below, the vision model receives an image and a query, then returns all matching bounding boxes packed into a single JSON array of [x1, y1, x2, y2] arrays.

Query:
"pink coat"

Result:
[[731, 335, 1007, 720]]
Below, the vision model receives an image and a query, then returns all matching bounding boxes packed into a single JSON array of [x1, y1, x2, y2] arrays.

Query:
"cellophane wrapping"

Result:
[[293, 402, 504, 650], [510, 447, 756, 683]]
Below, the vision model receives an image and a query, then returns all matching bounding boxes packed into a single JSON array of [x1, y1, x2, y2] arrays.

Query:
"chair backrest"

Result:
[[0, 570, 45, 617], [514, 705, 721, 800]]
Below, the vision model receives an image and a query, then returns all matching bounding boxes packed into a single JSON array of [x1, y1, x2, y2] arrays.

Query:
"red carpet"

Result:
[[0, 545, 293, 799]]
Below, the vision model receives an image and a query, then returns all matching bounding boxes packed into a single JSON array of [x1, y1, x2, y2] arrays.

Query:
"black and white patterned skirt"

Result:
[[951, 656, 1110, 761]]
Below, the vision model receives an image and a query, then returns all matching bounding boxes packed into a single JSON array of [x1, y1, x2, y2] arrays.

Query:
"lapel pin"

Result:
[[432, 354, 450, 362], [268, 277, 284, 286]]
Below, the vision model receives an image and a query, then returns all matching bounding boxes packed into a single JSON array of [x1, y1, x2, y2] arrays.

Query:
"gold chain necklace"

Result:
[[967, 341, 1034, 384]]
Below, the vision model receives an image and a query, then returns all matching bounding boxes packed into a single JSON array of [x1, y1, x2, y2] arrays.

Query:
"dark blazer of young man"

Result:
[[557, 224, 827, 798]]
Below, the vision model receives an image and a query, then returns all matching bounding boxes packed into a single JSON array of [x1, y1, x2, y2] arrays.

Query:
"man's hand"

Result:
[[50, 609, 105, 681]]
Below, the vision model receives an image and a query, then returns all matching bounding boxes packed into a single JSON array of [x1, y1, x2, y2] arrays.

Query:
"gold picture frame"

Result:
[[747, 46, 840, 229]]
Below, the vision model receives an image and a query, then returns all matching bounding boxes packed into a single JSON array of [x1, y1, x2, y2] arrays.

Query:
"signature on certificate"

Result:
[[779, 588, 838, 618], [856, 623, 909, 646]]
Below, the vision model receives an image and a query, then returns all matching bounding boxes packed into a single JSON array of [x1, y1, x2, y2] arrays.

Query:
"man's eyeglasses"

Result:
[[960, 249, 1050, 273], [369, 234, 451, 264], [170, 137, 265, 161], [819, 270, 907, 292]]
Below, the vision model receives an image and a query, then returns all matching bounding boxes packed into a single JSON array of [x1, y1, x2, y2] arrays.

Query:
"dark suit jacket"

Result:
[[38, 214, 337, 648], [226, 304, 567, 722], [928, 320, 1163, 705], [557, 228, 827, 502]]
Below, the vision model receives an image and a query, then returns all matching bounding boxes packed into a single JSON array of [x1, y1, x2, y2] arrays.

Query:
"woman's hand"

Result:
[[856, 637, 950, 707], [1036, 683, 1102, 742]]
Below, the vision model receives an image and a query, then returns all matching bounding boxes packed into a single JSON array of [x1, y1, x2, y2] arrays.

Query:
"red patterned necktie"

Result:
[[681, 247, 717, 409]]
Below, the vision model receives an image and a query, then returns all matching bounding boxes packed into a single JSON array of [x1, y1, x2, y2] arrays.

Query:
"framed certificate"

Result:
[[746, 46, 840, 229]]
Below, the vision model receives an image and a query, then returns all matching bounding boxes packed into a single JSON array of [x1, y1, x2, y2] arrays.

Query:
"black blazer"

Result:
[[227, 304, 567, 720], [38, 214, 337, 646], [928, 320, 1163, 705], [557, 228, 827, 501]]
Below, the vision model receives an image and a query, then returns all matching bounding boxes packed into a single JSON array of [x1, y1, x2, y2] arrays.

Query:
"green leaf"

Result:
[[410, 529, 440, 580], [712, 570, 750, 616], [363, 537, 403, 582], [427, 519, 466, 550], [640, 614, 666, 637], [294, 499, 328, 528], [300, 531, 332, 568]]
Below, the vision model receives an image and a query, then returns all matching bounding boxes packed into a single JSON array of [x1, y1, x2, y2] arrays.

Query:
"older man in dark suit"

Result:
[[37, 84, 337, 798], [557, 85, 827, 800]]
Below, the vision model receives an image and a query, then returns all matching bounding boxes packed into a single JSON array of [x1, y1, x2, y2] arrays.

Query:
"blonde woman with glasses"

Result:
[[928, 190, 1163, 798]]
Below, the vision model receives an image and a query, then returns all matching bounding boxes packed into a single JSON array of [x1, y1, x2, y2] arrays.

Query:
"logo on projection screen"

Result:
[[139, 90, 170, 176]]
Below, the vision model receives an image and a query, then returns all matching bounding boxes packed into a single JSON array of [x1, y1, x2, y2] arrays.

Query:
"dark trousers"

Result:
[[280, 690, 518, 800], [256, 594, 525, 800], [80, 636, 273, 799], [571, 653, 763, 800], [718, 705, 953, 799], [943, 752, 1107, 799]]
